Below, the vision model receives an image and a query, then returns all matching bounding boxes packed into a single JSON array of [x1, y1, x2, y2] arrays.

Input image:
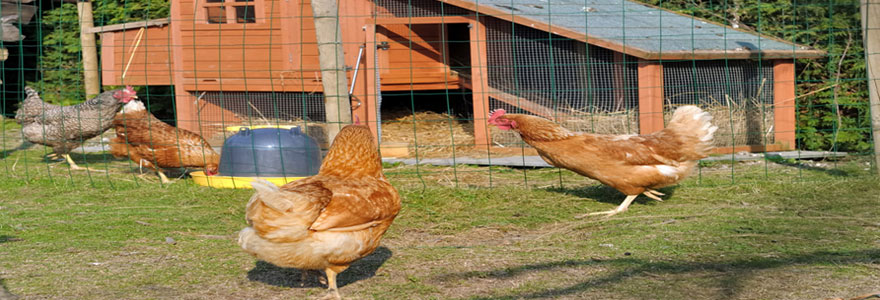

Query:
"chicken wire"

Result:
[[373, 0, 471, 17], [195, 91, 326, 123], [484, 17, 639, 145], [663, 60, 775, 147]]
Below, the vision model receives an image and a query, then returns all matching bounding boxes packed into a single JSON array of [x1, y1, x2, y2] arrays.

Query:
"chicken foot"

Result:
[[63, 154, 106, 172], [156, 171, 172, 184], [578, 189, 667, 218], [577, 195, 638, 218], [642, 189, 665, 201]]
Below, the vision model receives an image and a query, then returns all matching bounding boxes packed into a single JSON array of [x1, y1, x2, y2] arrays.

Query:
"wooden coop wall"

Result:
[[100, 26, 173, 86]]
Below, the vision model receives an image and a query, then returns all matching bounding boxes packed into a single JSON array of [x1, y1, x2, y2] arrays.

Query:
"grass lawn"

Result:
[[1, 134, 879, 299]]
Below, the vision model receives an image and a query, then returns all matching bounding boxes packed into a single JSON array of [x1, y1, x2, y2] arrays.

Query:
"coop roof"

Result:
[[441, 0, 824, 60]]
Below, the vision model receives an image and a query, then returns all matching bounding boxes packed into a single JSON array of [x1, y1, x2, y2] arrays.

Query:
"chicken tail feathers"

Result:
[[14, 87, 48, 124], [665, 105, 718, 156]]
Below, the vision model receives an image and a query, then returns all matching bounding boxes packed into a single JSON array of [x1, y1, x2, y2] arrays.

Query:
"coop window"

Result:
[[202, 0, 259, 24]]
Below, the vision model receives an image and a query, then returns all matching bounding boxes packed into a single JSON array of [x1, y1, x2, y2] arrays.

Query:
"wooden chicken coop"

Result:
[[94, 0, 823, 152]]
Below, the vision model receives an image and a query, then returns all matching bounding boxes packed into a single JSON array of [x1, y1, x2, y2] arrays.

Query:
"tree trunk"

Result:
[[311, 0, 352, 145], [78, 0, 100, 98], [862, 0, 880, 175]]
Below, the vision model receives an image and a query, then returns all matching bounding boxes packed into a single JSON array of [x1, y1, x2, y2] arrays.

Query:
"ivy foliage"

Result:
[[642, 0, 869, 152], [29, 0, 168, 105]]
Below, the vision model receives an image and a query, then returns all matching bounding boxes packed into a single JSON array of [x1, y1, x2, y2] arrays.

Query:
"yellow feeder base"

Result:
[[190, 171, 305, 189]]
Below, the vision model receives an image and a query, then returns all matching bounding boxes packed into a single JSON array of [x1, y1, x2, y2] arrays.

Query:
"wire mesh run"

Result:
[[373, 0, 471, 18], [484, 16, 639, 145], [663, 60, 775, 147], [196, 91, 326, 123]]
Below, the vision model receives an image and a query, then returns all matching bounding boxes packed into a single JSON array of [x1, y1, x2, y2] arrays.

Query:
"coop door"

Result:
[[375, 24, 456, 89]]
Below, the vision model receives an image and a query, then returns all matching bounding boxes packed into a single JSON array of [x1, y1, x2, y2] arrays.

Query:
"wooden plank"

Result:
[[100, 32, 116, 85], [182, 78, 322, 92], [485, 86, 556, 120], [373, 16, 471, 25], [637, 59, 664, 134], [170, 0, 198, 133], [88, 18, 170, 33], [365, 23, 380, 141], [381, 82, 461, 91], [773, 60, 796, 150], [469, 17, 490, 149]]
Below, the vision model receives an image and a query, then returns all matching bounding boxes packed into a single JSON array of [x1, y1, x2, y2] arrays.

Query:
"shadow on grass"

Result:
[[0, 278, 19, 300], [439, 249, 880, 299], [546, 185, 678, 206], [0, 235, 22, 244], [0, 141, 33, 160], [246, 246, 393, 289]]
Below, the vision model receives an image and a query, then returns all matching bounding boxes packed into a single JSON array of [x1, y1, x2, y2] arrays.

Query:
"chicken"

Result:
[[488, 106, 717, 217], [238, 124, 400, 299], [109, 100, 219, 183], [15, 86, 137, 171]]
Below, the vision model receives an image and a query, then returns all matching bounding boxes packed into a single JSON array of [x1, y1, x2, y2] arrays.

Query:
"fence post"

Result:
[[311, 0, 352, 143], [862, 0, 880, 175], [77, 0, 100, 98]]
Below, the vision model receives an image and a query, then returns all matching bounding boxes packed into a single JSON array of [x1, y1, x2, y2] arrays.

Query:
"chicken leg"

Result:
[[156, 171, 171, 184], [321, 266, 349, 300], [63, 154, 106, 172]]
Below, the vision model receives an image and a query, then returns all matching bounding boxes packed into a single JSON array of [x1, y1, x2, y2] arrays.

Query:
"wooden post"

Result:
[[363, 24, 380, 140], [77, 0, 100, 98], [311, 0, 352, 143], [637, 60, 664, 134], [773, 60, 797, 149], [861, 0, 880, 174], [469, 17, 490, 149]]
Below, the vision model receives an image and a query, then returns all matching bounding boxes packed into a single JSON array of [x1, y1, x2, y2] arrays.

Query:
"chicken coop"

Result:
[[94, 0, 823, 152]]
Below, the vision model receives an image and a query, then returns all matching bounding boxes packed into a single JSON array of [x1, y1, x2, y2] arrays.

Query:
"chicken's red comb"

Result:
[[488, 109, 506, 122]]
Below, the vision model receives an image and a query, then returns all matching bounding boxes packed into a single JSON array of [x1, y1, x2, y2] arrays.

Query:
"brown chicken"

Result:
[[238, 125, 400, 299], [109, 100, 219, 183], [488, 106, 717, 217]]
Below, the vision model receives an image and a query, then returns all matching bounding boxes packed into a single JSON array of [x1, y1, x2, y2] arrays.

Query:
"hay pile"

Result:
[[381, 111, 476, 158]]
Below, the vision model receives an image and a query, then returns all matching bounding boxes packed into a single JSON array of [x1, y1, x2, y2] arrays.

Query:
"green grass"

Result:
[[1, 147, 879, 299]]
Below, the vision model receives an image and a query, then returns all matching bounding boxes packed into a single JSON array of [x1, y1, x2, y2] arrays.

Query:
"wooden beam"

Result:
[[637, 60, 664, 134], [773, 60, 796, 150], [469, 17, 490, 149], [364, 24, 380, 141], [169, 0, 196, 133], [87, 18, 169, 34], [373, 16, 471, 25]]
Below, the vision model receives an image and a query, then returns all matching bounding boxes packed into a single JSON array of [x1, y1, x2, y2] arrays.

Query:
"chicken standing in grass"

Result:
[[15, 86, 137, 171], [109, 99, 219, 183], [238, 124, 400, 299], [488, 106, 717, 217]]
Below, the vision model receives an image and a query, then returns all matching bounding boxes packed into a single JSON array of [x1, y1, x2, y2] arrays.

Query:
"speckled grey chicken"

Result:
[[15, 86, 137, 170]]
